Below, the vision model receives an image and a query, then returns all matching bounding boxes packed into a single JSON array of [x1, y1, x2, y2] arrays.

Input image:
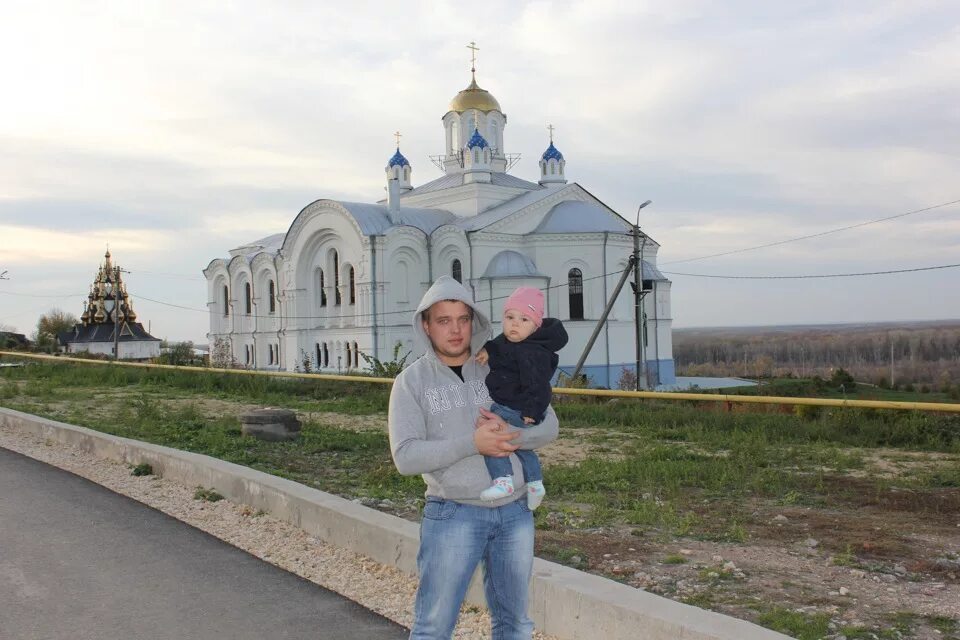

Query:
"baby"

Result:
[[476, 286, 568, 509]]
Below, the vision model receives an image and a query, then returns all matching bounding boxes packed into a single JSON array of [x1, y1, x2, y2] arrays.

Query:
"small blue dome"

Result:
[[388, 148, 410, 168], [466, 128, 489, 150], [541, 142, 564, 161]]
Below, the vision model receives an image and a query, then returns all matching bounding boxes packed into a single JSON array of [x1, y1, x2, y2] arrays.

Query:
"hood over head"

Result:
[[413, 275, 491, 358]]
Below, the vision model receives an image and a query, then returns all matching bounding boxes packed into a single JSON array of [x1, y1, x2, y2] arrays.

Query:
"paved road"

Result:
[[0, 447, 408, 640]]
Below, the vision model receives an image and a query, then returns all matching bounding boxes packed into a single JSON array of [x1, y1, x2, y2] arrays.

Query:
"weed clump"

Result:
[[194, 487, 224, 502], [131, 463, 153, 476]]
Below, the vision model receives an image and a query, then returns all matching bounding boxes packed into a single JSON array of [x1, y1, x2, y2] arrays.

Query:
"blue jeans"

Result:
[[411, 497, 534, 640], [484, 403, 543, 484]]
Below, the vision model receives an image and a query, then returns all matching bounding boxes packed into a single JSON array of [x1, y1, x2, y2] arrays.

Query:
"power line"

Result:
[[0, 291, 86, 299], [659, 197, 960, 266], [662, 262, 960, 280], [126, 269, 205, 282]]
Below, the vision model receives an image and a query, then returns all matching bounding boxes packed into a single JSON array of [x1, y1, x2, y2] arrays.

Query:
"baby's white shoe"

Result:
[[481, 476, 515, 501], [526, 480, 546, 510]]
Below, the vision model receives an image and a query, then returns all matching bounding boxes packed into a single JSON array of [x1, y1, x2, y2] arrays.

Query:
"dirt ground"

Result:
[[5, 385, 959, 638], [186, 398, 960, 638]]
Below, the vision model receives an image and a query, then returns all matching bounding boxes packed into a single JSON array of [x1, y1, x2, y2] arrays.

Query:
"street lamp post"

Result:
[[633, 200, 652, 390]]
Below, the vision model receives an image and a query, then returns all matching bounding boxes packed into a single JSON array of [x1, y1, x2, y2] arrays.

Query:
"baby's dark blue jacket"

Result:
[[484, 317, 569, 422]]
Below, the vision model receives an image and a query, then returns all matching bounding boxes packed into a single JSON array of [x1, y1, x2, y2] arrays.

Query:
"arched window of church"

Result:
[[404, 166, 410, 181], [318, 269, 327, 307], [349, 266, 356, 305], [452, 259, 462, 283], [345, 342, 351, 369], [568, 268, 584, 320], [333, 251, 341, 306], [353, 341, 359, 368], [473, 149, 479, 163], [323, 343, 329, 368], [397, 262, 409, 303], [222, 285, 229, 316], [542, 163, 547, 176], [245, 283, 252, 314], [490, 120, 497, 149], [451, 123, 459, 151], [550, 163, 556, 175], [268, 280, 276, 313], [315, 343, 321, 368]]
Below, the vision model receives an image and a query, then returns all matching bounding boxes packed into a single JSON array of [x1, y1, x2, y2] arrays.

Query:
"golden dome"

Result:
[[448, 77, 502, 113]]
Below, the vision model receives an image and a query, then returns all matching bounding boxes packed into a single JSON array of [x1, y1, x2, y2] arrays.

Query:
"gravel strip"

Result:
[[0, 423, 560, 640]]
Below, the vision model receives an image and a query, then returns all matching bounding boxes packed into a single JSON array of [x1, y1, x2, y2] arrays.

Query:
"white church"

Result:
[[203, 60, 675, 388]]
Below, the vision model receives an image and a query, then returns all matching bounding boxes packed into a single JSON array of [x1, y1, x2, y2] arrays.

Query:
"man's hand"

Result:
[[474, 407, 519, 456]]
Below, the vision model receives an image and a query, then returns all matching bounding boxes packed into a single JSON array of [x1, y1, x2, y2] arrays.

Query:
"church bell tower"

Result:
[[438, 42, 513, 176]]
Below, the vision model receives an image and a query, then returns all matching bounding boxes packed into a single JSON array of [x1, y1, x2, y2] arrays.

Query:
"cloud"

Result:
[[1, 1, 959, 340]]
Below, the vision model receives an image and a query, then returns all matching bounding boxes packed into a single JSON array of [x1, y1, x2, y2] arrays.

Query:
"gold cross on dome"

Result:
[[547, 124, 555, 143], [394, 130, 402, 147], [467, 41, 479, 74]]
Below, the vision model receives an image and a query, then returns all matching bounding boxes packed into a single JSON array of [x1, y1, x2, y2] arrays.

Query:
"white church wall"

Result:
[[385, 245, 423, 311], [403, 182, 526, 217], [207, 269, 231, 334], [432, 227, 470, 284], [68, 341, 159, 360]]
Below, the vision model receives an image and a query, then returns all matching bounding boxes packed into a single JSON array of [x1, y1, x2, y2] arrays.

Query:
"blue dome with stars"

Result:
[[466, 128, 489, 150], [388, 148, 410, 168], [541, 142, 564, 161]]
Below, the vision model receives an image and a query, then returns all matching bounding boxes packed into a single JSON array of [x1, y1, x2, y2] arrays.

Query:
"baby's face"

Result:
[[502, 309, 538, 343]]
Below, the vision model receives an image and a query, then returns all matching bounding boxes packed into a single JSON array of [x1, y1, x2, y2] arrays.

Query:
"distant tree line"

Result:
[[674, 326, 960, 389]]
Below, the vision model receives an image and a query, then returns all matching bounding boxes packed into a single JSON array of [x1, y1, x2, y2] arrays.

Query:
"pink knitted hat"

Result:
[[504, 287, 544, 327]]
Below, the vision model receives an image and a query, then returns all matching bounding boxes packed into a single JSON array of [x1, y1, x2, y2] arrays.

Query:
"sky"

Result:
[[1, 1, 958, 343]]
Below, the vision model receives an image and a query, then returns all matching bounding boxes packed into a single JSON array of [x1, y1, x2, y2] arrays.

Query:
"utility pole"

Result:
[[890, 335, 895, 388], [569, 255, 637, 383], [633, 200, 652, 390], [568, 200, 653, 389]]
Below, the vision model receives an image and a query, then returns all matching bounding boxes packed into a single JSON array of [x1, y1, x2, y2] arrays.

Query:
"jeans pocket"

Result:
[[516, 495, 531, 513], [422, 498, 460, 521]]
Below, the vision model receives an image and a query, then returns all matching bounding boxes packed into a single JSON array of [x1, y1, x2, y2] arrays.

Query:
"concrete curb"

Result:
[[0, 407, 789, 640]]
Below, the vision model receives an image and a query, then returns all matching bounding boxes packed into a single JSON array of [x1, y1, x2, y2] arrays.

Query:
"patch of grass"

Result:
[[832, 544, 861, 568], [698, 566, 735, 582], [756, 607, 830, 640], [538, 543, 586, 566], [841, 611, 918, 639], [928, 615, 959, 633], [680, 590, 714, 608], [4, 359, 959, 544], [193, 486, 224, 502], [131, 463, 153, 476], [662, 554, 688, 564]]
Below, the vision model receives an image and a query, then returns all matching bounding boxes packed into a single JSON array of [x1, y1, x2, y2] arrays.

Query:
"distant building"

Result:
[[0, 332, 31, 349], [58, 250, 161, 360], [204, 62, 675, 387]]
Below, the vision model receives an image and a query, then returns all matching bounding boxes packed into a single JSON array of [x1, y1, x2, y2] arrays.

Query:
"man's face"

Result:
[[422, 300, 473, 365], [502, 309, 538, 343]]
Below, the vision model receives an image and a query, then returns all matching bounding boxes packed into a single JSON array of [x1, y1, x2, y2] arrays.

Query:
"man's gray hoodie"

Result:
[[388, 276, 560, 507]]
